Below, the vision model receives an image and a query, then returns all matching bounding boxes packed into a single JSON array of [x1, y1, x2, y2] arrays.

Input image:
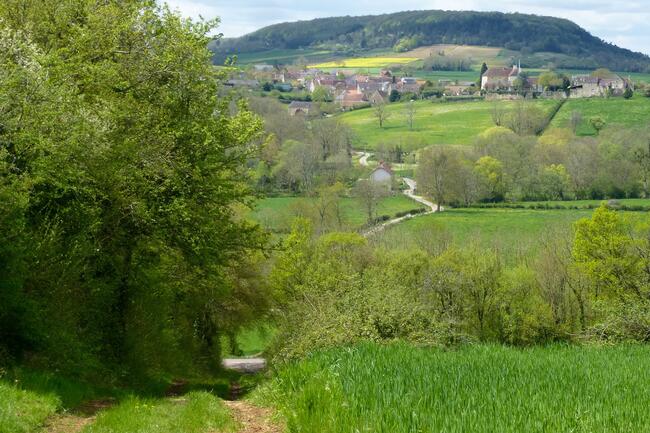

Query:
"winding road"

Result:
[[357, 151, 439, 236]]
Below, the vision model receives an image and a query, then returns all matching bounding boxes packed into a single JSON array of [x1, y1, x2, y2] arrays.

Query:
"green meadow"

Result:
[[373, 207, 594, 260], [251, 194, 422, 232], [339, 99, 557, 150], [256, 343, 650, 433], [550, 95, 650, 135]]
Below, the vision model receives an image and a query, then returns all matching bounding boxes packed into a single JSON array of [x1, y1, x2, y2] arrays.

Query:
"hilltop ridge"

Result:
[[211, 10, 650, 72]]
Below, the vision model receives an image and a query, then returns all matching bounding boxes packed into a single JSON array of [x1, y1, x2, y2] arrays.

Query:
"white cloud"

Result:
[[161, 0, 650, 54]]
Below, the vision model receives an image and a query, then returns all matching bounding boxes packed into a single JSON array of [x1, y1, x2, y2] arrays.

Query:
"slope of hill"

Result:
[[212, 10, 650, 72]]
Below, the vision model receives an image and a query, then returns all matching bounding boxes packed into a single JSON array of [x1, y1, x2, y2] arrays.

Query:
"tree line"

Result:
[[417, 107, 650, 207], [268, 205, 650, 361]]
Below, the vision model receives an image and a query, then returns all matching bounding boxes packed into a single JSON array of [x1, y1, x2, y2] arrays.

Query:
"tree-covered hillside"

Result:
[[212, 10, 650, 72]]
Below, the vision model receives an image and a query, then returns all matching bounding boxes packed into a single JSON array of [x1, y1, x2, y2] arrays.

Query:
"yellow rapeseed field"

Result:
[[311, 57, 418, 68]]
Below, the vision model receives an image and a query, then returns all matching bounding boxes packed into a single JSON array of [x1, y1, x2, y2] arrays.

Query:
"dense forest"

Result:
[[212, 10, 650, 72]]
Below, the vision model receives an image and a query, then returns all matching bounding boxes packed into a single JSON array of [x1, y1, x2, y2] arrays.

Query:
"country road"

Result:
[[356, 151, 439, 236], [357, 151, 372, 167]]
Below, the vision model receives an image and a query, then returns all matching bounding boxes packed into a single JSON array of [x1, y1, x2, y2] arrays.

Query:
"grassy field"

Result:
[[373, 208, 594, 260], [256, 342, 650, 433], [84, 392, 233, 433], [339, 99, 557, 150], [252, 194, 423, 232], [549, 95, 650, 135], [0, 381, 59, 433], [502, 199, 650, 209]]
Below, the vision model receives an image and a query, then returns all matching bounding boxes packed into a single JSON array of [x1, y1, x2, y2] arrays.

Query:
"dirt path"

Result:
[[40, 400, 115, 433], [225, 401, 283, 433], [403, 177, 439, 212]]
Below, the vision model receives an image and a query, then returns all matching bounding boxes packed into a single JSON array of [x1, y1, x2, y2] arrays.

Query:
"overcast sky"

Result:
[[164, 0, 650, 55]]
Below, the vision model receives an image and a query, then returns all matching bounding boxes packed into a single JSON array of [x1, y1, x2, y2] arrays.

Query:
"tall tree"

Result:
[[374, 100, 391, 128], [0, 0, 268, 374]]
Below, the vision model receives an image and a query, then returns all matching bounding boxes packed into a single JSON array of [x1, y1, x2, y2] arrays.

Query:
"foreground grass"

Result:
[[256, 343, 650, 433], [84, 392, 234, 433], [0, 382, 59, 433], [339, 99, 557, 150]]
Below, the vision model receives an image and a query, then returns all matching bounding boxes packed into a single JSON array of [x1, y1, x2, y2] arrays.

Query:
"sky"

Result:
[[164, 0, 650, 55]]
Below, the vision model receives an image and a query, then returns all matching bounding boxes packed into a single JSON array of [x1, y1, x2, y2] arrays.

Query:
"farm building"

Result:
[[287, 101, 314, 116], [369, 162, 393, 187], [335, 90, 367, 110], [481, 64, 521, 91], [570, 74, 631, 98]]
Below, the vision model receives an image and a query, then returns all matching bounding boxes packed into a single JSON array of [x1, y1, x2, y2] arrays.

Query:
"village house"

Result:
[[369, 162, 393, 188], [481, 64, 521, 91], [335, 90, 368, 110], [287, 101, 314, 116], [367, 90, 389, 105], [570, 74, 631, 98], [393, 77, 422, 94]]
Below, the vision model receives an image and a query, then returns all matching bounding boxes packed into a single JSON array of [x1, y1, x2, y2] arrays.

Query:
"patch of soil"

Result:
[[40, 414, 95, 433], [225, 400, 284, 433], [41, 399, 115, 433]]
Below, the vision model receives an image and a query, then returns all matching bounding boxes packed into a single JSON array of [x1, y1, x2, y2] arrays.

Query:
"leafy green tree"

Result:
[[474, 156, 507, 202], [540, 164, 571, 200], [312, 86, 333, 102], [573, 206, 643, 301], [374, 100, 391, 128], [590, 116, 606, 135], [0, 0, 268, 374]]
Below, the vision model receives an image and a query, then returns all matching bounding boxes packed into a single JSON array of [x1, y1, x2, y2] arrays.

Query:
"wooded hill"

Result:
[[212, 10, 650, 72]]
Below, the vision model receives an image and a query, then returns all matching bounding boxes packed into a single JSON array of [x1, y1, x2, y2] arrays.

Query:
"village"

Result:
[[227, 62, 635, 115]]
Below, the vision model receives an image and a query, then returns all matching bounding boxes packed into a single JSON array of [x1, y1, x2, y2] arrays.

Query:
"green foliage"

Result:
[[84, 392, 234, 433], [0, 1, 268, 378], [573, 205, 649, 303], [255, 343, 650, 433], [393, 36, 419, 53]]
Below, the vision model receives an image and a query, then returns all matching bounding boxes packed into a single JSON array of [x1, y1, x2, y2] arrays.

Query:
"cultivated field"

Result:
[[311, 57, 418, 69], [257, 343, 650, 433], [339, 99, 557, 150]]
